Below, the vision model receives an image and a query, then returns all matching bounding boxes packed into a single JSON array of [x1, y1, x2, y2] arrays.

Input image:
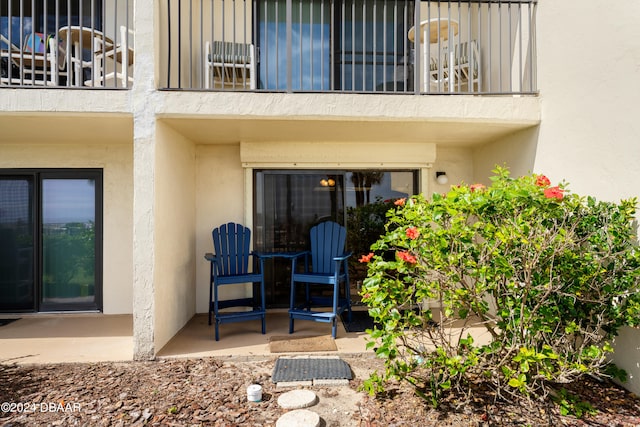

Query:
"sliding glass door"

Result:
[[338, 0, 413, 91], [254, 171, 345, 306], [40, 173, 101, 311], [254, 169, 417, 307], [0, 170, 102, 312], [257, 0, 413, 92], [258, 0, 332, 91], [0, 176, 35, 311]]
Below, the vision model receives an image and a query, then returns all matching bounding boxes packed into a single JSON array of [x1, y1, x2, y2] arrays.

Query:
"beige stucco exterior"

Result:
[[195, 144, 246, 314], [1, 0, 640, 394], [153, 122, 197, 354], [0, 131, 133, 315]]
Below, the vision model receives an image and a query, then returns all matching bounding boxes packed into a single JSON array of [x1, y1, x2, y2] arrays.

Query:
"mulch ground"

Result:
[[1, 356, 640, 426]]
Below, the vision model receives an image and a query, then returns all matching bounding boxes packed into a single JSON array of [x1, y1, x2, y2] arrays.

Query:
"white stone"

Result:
[[277, 389, 318, 409], [276, 409, 321, 427]]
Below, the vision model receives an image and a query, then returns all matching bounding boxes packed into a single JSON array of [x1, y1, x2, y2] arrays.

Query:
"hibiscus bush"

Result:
[[360, 166, 640, 407]]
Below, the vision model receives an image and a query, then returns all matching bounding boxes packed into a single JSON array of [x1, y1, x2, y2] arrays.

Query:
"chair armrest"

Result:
[[252, 251, 306, 260], [333, 251, 352, 262], [288, 251, 310, 272], [252, 251, 275, 260], [290, 250, 309, 259], [204, 252, 216, 261]]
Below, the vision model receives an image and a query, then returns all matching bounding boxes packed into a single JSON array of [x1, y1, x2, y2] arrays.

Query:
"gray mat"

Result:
[[272, 357, 353, 383]]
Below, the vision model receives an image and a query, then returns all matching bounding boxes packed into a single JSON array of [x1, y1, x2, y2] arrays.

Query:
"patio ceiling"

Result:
[[0, 114, 535, 148], [161, 117, 535, 148]]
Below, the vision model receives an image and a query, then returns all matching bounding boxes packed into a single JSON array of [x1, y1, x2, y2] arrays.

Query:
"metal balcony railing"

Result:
[[0, 0, 133, 88], [160, 0, 538, 95]]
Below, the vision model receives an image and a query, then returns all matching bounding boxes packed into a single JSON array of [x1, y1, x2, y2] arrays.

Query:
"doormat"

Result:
[[269, 335, 337, 353], [340, 310, 375, 333], [0, 319, 20, 327], [272, 357, 352, 383]]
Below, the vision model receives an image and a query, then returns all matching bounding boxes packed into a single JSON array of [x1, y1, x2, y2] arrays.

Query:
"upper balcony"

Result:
[[160, 0, 538, 95], [0, 1, 132, 89], [1, 0, 537, 96]]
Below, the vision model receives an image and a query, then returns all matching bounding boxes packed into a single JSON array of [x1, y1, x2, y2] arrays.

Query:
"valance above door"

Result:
[[240, 141, 436, 169]]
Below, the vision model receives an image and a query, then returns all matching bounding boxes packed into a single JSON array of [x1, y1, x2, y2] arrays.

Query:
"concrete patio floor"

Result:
[[0, 310, 372, 365]]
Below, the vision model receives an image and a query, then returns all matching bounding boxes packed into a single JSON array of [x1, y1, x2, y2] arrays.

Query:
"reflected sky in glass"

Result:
[[260, 21, 330, 90], [43, 179, 95, 224]]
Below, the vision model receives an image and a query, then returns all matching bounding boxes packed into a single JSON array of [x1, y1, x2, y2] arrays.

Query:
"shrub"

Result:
[[360, 166, 640, 406]]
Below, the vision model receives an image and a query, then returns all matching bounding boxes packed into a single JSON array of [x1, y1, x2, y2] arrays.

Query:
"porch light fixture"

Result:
[[436, 171, 449, 185], [320, 178, 336, 187]]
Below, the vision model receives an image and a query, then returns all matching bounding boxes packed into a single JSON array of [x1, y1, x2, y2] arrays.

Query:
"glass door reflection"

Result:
[[0, 177, 35, 311], [254, 169, 418, 307], [255, 171, 345, 307], [41, 178, 98, 310]]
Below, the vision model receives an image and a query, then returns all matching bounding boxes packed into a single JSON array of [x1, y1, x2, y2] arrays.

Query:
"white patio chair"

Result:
[[55, 26, 115, 87], [85, 25, 134, 88], [428, 54, 450, 91], [450, 40, 480, 91], [204, 40, 256, 90]]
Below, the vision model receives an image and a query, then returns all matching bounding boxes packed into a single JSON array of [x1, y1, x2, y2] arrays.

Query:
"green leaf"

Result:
[[508, 377, 523, 388]]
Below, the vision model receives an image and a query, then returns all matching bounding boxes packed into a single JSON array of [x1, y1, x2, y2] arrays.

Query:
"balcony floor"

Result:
[[0, 310, 371, 364]]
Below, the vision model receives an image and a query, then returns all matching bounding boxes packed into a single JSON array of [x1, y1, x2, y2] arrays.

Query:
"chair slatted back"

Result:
[[454, 40, 479, 68], [212, 222, 252, 276], [430, 56, 439, 71], [439, 40, 479, 66], [309, 221, 346, 275], [211, 41, 253, 65]]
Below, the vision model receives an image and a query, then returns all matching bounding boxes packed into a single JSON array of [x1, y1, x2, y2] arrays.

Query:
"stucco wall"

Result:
[[472, 126, 539, 184], [430, 147, 475, 194], [153, 123, 197, 351], [534, 1, 640, 201], [195, 144, 246, 314], [0, 141, 133, 315]]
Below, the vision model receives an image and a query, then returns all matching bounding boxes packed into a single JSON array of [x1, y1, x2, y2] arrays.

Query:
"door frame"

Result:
[[252, 168, 421, 307], [0, 168, 103, 313]]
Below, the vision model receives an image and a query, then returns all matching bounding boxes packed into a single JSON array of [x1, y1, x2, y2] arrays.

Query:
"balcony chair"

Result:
[[0, 18, 65, 86], [289, 221, 353, 339], [204, 222, 266, 341], [85, 25, 134, 88], [441, 40, 480, 91], [56, 26, 115, 87], [204, 40, 256, 90], [455, 40, 480, 90], [428, 55, 450, 91]]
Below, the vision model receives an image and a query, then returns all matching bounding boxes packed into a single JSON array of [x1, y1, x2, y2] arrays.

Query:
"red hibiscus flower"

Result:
[[536, 175, 551, 187], [397, 251, 417, 264], [544, 186, 564, 200], [406, 227, 420, 240], [470, 183, 486, 192], [359, 252, 374, 263], [394, 198, 406, 206]]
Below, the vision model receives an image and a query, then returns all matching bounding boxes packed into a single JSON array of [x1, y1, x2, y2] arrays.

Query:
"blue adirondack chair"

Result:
[[204, 222, 266, 341], [289, 221, 353, 338]]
